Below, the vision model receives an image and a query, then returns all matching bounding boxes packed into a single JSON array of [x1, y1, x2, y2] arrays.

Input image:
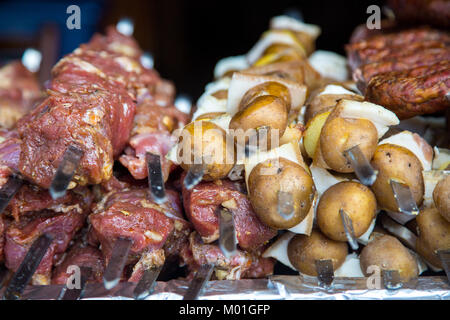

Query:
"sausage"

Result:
[[365, 60, 450, 119], [354, 47, 450, 92]]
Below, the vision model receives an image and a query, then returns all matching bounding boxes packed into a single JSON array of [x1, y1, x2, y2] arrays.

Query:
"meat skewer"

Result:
[[340, 209, 359, 251], [437, 249, 450, 284], [182, 263, 214, 300], [3, 233, 53, 300], [343, 145, 378, 186], [218, 206, 237, 259], [57, 266, 92, 300], [103, 237, 133, 290], [146, 152, 167, 204], [314, 259, 334, 288], [0, 174, 23, 215], [133, 264, 162, 300], [390, 180, 420, 217], [382, 269, 403, 290], [49, 145, 84, 200]]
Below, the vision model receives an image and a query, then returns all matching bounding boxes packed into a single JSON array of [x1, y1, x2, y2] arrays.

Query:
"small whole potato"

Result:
[[360, 235, 419, 282], [416, 207, 450, 268], [370, 144, 424, 212], [178, 120, 235, 181], [239, 81, 291, 112], [287, 229, 348, 276], [316, 181, 377, 241], [248, 157, 315, 229], [320, 117, 378, 172], [433, 175, 450, 222], [305, 93, 364, 124], [230, 95, 288, 149], [195, 112, 226, 121]]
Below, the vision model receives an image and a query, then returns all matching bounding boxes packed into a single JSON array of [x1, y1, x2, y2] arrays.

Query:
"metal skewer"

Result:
[[58, 266, 92, 300], [382, 269, 403, 290], [218, 206, 237, 259], [343, 145, 378, 186], [183, 164, 205, 190], [315, 259, 334, 288], [49, 145, 84, 200], [133, 265, 163, 300], [146, 152, 167, 205], [3, 233, 53, 300], [390, 180, 419, 216], [437, 249, 450, 284], [183, 263, 214, 300], [340, 208, 359, 251], [103, 237, 133, 290], [0, 174, 23, 215]]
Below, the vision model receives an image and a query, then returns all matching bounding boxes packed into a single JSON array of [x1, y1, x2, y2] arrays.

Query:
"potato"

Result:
[[248, 157, 315, 229], [320, 117, 378, 173], [287, 229, 348, 276], [316, 181, 377, 241], [239, 81, 291, 112], [178, 120, 235, 180], [370, 144, 424, 212], [305, 93, 364, 124], [303, 111, 330, 159], [195, 112, 226, 121], [433, 175, 450, 222], [254, 45, 305, 67], [229, 95, 288, 149], [360, 235, 419, 282], [416, 207, 450, 268]]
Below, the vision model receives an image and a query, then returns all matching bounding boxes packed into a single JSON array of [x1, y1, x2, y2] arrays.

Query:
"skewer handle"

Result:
[[343, 145, 378, 186], [103, 238, 133, 290], [58, 266, 92, 300], [49, 145, 83, 200], [218, 207, 237, 259], [183, 164, 205, 190], [146, 152, 167, 204], [340, 208, 359, 251], [390, 180, 419, 216], [315, 259, 334, 288], [183, 264, 214, 300], [437, 249, 450, 284], [382, 269, 403, 290], [0, 174, 23, 215], [133, 265, 163, 300], [3, 233, 53, 300]]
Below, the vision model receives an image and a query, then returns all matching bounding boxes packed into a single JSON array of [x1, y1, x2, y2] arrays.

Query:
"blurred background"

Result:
[[0, 0, 385, 99]]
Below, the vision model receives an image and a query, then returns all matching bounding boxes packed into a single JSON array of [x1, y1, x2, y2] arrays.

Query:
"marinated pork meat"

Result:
[[119, 100, 188, 181], [52, 243, 105, 285], [182, 178, 277, 250], [16, 25, 187, 189], [0, 128, 20, 173], [4, 209, 89, 285], [180, 232, 274, 280], [89, 186, 191, 269], [6, 183, 93, 222], [0, 61, 42, 129], [365, 60, 450, 119]]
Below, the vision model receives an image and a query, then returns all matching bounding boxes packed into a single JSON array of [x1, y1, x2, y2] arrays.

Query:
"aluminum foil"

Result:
[[2, 276, 449, 300]]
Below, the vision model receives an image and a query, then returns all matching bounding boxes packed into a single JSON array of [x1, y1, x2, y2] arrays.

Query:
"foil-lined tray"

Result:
[[2, 276, 449, 300]]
